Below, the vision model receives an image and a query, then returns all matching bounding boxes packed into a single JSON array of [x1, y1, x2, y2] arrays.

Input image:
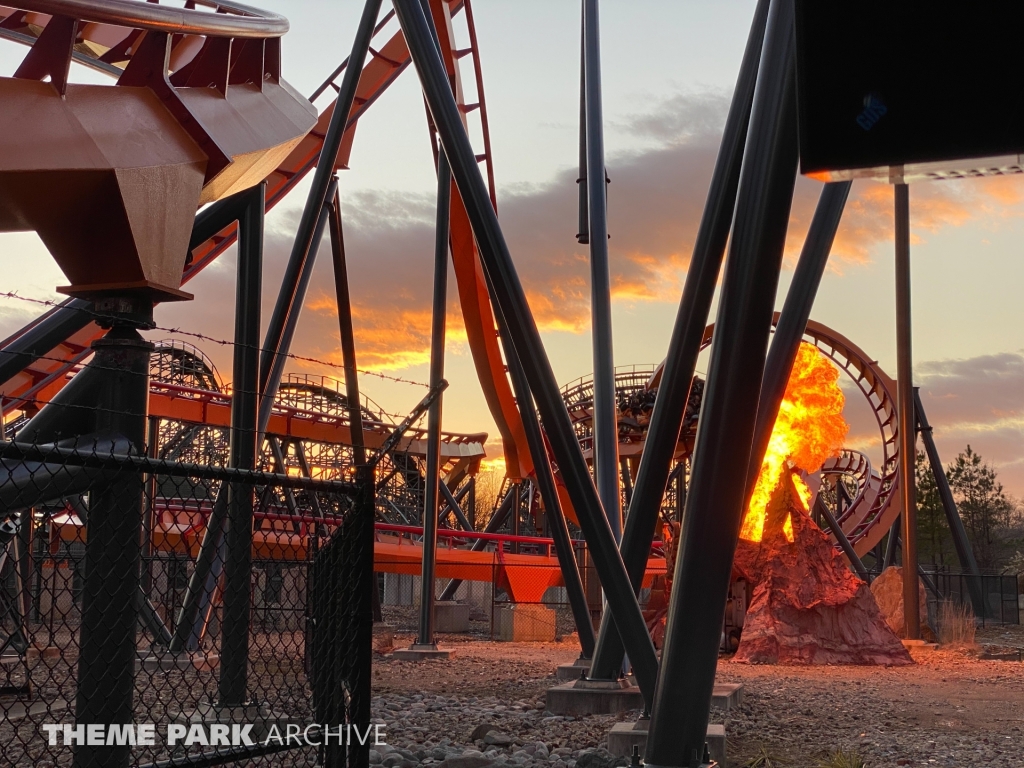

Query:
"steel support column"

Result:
[[645, 0, 799, 763], [257, 179, 338, 434], [327, 185, 367, 467], [393, 0, 658, 705], [582, 0, 620, 542], [506, 340, 596, 658], [587, 0, 771, 682], [815, 495, 870, 582], [894, 181, 920, 639], [415, 150, 451, 648], [258, 0, 383, 400], [915, 388, 985, 615], [73, 317, 153, 768], [883, 516, 900, 569], [218, 183, 264, 707], [171, 185, 279, 652], [576, 10, 588, 245]]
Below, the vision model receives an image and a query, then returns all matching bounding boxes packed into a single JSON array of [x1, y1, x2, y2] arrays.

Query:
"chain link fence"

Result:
[[0, 438, 375, 767]]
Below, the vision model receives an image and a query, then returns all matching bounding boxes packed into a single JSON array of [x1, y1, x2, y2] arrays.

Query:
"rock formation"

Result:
[[732, 473, 912, 665]]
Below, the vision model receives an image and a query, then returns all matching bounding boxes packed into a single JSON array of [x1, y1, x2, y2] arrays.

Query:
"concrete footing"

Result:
[[607, 721, 726, 767], [391, 643, 454, 661], [136, 649, 220, 673], [497, 604, 556, 642], [555, 657, 592, 681], [434, 601, 471, 633], [546, 680, 744, 715]]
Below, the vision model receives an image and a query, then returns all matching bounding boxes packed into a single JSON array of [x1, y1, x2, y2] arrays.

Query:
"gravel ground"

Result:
[[374, 630, 1024, 768]]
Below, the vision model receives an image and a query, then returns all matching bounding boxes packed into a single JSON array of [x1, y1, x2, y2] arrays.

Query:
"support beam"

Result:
[[587, 0, 770, 682], [73, 320, 153, 768], [436, 484, 517, 601], [415, 149, 451, 649], [915, 388, 985, 616], [328, 186, 367, 468], [438, 479, 474, 532], [506, 341, 596, 658], [815, 495, 870, 583], [258, 0, 383, 399], [894, 181, 920, 640], [575, 10, 588, 246], [219, 182, 263, 707], [645, 0, 799, 762], [582, 0, 620, 542], [393, 0, 657, 706], [883, 516, 900, 570]]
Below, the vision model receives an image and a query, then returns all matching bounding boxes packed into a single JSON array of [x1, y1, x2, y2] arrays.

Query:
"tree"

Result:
[[915, 450, 951, 566], [946, 446, 1017, 570]]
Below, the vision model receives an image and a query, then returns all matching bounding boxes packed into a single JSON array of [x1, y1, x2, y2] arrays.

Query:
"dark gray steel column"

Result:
[[393, 0, 658, 706], [416, 150, 451, 647], [0, 298, 91, 388], [258, 180, 338, 434], [506, 339, 596, 658], [915, 388, 984, 615], [883, 517, 900, 569], [587, 0, 771, 682], [582, 0, 621, 542], [645, 0, 799, 762], [73, 316, 153, 768], [218, 183, 264, 707], [894, 181, 920, 640], [259, 0, 383, 399], [576, 10, 589, 246], [815, 496, 870, 582], [328, 186, 367, 467]]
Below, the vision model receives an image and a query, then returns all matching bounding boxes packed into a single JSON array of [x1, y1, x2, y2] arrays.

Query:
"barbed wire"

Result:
[[0, 291, 430, 389]]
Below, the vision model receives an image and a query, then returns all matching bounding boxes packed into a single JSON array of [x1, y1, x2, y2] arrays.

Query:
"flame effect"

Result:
[[740, 343, 849, 542]]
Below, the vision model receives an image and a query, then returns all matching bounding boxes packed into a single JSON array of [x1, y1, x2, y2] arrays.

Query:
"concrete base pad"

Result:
[[546, 680, 744, 715], [555, 658, 593, 681], [497, 604, 556, 642], [434, 602, 471, 633], [137, 650, 220, 673], [392, 644, 454, 661], [608, 720, 726, 767]]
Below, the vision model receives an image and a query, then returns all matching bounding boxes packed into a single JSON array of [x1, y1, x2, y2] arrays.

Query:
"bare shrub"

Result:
[[937, 600, 977, 647]]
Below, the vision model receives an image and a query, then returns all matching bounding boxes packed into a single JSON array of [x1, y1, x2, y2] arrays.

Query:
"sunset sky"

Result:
[[2, 1, 1024, 495]]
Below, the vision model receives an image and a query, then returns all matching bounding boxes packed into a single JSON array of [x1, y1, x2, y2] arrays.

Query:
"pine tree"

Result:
[[946, 446, 1015, 570], [915, 450, 951, 566]]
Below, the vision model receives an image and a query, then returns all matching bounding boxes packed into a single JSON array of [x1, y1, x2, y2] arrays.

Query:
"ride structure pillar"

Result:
[[73, 299, 154, 768], [645, 0, 800, 762], [218, 183, 264, 708], [894, 181, 921, 640], [914, 389, 985, 616], [399, 149, 454, 660], [393, 0, 658, 708], [582, 0, 621, 543], [587, 0, 771, 683]]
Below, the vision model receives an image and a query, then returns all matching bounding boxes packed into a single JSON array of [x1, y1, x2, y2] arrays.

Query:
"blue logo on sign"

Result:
[[856, 94, 887, 131]]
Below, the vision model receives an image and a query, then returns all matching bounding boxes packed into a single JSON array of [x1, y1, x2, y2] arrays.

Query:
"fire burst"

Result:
[[740, 343, 849, 543]]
